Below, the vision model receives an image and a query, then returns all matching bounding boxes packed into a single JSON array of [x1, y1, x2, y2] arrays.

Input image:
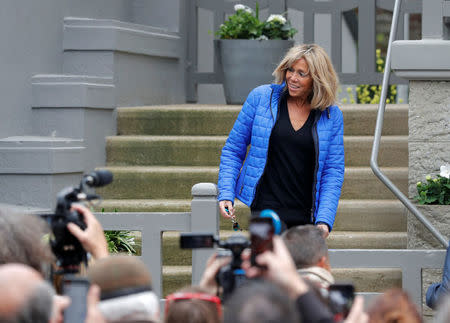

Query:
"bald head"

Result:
[[0, 264, 53, 323], [88, 256, 159, 322], [88, 256, 152, 297]]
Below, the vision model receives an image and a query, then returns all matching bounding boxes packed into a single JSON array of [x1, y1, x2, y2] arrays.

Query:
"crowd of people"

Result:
[[0, 205, 449, 323]]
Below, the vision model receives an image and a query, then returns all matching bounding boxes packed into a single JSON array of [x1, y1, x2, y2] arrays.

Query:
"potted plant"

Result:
[[407, 165, 450, 249], [215, 4, 297, 104]]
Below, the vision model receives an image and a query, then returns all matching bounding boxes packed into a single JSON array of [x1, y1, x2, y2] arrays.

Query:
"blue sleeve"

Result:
[[315, 107, 345, 230], [217, 89, 259, 202], [426, 241, 450, 309]]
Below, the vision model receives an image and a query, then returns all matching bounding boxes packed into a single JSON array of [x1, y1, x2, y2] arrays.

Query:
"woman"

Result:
[[217, 44, 344, 237]]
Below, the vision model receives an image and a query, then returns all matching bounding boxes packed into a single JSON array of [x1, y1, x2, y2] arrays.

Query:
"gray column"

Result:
[[190, 183, 219, 285]]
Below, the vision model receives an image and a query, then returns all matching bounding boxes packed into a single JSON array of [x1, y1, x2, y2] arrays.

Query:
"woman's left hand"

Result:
[[316, 224, 329, 238]]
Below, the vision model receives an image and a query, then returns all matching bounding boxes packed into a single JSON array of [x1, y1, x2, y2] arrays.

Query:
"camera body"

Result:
[[180, 232, 249, 301], [180, 209, 281, 300], [41, 170, 113, 273]]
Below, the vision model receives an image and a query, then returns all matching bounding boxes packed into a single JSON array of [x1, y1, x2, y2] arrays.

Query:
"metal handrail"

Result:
[[370, 0, 448, 248]]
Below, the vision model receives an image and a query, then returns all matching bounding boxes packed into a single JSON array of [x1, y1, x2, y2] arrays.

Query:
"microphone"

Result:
[[83, 170, 113, 187]]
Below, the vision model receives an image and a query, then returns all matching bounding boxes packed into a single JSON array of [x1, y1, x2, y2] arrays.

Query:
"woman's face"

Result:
[[285, 58, 313, 100]]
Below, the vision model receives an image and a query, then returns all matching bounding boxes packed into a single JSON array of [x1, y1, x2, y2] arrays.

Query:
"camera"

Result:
[[327, 283, 355, 321], [180, 232, 249, 301], [180, 209, 281, 300], [41, 169, 113, 274]]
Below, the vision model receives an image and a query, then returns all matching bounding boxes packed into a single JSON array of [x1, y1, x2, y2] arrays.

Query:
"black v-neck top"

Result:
[[252, 94, 316, 226]]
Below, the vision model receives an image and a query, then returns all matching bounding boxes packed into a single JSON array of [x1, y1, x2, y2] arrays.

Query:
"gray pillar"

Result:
[[190, 183, 219, 285], [392, 38, 450, 317]]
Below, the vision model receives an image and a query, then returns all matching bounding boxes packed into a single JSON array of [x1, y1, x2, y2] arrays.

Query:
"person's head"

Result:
[[0, 263, 54, 323], [165, 285, 221, 323], [282, 225, 330, 271], [273, 44, 339, 110], [367, 288, 422, 323], [88, 256, 159, 322], [0, 209, 54, 275], [224, 280, 300, 323]]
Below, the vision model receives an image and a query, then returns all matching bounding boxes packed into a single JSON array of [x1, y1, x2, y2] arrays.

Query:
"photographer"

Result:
[[241, 236, 368, 323], [0, 263, 105, 323]]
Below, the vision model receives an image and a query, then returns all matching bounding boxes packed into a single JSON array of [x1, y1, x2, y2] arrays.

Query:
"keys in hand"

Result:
[[225, 206, 242, 231]]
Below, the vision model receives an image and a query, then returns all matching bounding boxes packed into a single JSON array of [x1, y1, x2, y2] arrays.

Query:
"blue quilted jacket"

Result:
[[217, 83, 345, 230]]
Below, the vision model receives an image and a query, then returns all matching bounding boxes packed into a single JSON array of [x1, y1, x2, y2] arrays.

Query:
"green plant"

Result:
[[355, 49, 398, 104], [101, 208, 138, 255], [104, 230, 137, 254], [216, 3, 297, 40], [415, 166, 450, 205]]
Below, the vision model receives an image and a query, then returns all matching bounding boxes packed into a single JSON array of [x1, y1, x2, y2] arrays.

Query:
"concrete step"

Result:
[[106, 135, 407, 167], [161, 265, 402, 297], [161, 230, 406, 267], [97, 199, 406, 232], [116, 104, 408, 136], [96, 166, 408, 200]]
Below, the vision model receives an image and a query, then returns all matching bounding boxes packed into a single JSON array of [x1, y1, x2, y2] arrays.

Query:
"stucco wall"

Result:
[[0, 0, 64, 138]]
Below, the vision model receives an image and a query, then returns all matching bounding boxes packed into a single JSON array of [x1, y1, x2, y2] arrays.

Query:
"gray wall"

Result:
[[0, 0, 184, 208], [0, 0, 64, 138]]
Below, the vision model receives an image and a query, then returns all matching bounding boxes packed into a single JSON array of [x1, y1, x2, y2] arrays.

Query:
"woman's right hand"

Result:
[[219, 200, 234, 218]]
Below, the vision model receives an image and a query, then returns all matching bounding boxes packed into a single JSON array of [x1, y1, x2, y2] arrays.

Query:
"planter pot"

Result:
[[216, 39, 294, 105], [407, 204, 450, 249]]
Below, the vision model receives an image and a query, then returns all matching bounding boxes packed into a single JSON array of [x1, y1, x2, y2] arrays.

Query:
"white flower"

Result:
[[256, 35, 269, 40], [440, 165, 450, 179], [267, 14, 287, 24], [234, 4, 252, 13]]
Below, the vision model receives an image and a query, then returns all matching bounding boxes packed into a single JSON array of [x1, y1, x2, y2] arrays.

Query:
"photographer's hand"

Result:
[[85, 284, 106, 323], [243, 236, 309, 299], [67, 204, 109, 259], [199, 253, 231, 295], [344, 296, 368, 323]]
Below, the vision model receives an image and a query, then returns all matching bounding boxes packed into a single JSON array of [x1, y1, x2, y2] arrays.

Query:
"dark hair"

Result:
[[367, 288, 422, 323], [224, 280, 300, 323], [0, 210, 53, 275], [165, 286, 220, 323], [281, 225, 328, 269]]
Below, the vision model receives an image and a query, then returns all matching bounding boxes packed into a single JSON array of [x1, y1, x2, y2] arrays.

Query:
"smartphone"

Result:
[[180, 233, 216, 249], [328, 284, 355, 320], [249, 217, 275, 267], [63, 275, 90, 323]]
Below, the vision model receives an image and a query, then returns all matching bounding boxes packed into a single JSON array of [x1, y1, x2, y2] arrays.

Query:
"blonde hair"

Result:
[[272, 44, 339, 111]]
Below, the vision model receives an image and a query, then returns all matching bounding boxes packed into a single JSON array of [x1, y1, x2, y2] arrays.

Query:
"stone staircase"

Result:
[[97, 103, 409, 296]]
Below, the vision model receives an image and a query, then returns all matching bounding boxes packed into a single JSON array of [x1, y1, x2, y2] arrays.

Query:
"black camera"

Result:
[[180, 209, 282, 301], [41, 170, 113, 274], [180, 233, 249, 301], [327, 284, 355, 321]]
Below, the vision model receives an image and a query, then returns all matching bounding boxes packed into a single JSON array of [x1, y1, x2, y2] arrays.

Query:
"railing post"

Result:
[[422, 0, 444, 39], [190, 183, 219, 285]]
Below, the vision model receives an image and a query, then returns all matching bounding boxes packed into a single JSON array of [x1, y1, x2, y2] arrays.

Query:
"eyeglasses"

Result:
[[165, 292, 222, 317], [286, 67, 310, 78]]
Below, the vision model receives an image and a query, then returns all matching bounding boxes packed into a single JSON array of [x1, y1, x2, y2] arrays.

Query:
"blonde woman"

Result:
[[217, 44, 344, 237]]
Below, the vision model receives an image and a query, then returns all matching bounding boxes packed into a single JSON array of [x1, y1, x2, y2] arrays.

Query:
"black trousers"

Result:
[[250, 208, 312, 233]]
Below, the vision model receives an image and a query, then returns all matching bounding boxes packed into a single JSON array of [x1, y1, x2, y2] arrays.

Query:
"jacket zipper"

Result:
[[250, 88, 277, 205], [310, 110, 321, 223]]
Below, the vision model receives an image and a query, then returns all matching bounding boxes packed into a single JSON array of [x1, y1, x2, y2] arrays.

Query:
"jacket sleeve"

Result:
[[315, 107, 345, 230], [217, 89, 259, 202], [426, 241, 450, 309]]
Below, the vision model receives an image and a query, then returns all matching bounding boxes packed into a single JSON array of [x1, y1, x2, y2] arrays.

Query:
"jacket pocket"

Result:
[[236, 163, 248, 196]]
